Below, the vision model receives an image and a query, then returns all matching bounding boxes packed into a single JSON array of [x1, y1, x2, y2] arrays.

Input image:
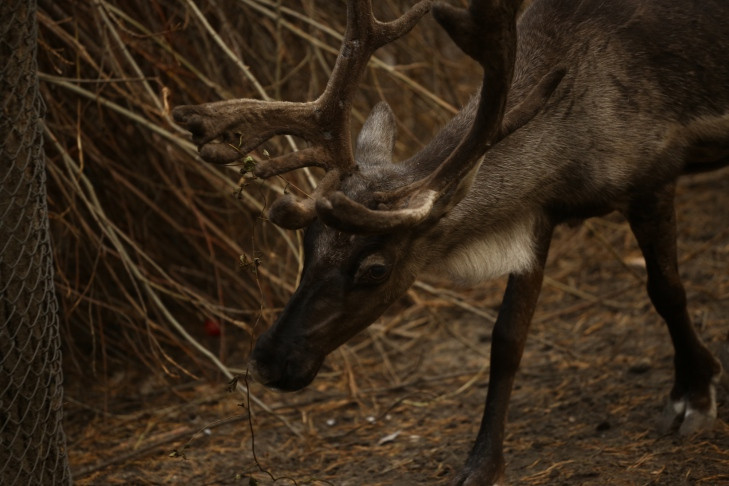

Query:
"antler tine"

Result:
[[173, 99, 319, 166], [318, 0, 563, 234], [314, 0, 434, 173], [268, 170, 342, 229], [173, 1, 433, 228]]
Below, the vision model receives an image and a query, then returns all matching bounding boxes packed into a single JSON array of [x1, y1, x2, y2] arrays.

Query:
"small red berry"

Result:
[[204, 318, 221, 337]]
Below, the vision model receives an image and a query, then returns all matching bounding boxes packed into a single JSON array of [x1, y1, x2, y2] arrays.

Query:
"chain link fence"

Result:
[[1, 0, 72, 484]]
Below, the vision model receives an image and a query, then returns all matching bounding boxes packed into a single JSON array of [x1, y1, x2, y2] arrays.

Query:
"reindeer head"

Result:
[[249, 102, 435, 390], [173, 0, 561, 391]]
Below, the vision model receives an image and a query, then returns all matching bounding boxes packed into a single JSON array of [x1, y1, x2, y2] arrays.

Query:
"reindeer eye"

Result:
[[354, 258, 390, 286], [354, 252, 391, 286], [364, 264, 388, 282]]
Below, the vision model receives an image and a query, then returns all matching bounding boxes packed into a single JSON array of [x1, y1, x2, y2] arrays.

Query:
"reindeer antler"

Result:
[[316, 0, 565, 233], [173, 0, 433, 229], [174, 0, 562, 233]]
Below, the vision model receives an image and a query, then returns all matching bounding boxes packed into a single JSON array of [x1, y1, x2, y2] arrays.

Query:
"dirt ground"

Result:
[[64, 168, 729, 485]]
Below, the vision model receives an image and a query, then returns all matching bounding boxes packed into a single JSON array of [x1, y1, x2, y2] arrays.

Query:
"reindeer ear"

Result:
[[355, 102, 397, 167]]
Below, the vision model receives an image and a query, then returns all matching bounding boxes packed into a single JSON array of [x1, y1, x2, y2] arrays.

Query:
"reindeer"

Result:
[[173, 0, 729, 483]]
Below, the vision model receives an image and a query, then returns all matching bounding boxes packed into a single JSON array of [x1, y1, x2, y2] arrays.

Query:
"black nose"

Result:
[[247, 355, 310, 392], [247, 358, 279, 387], [247, 335, 323, 392], [248, 338, 285, 387]]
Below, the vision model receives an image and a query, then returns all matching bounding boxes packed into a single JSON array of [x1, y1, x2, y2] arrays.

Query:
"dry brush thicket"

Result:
[[38, 0, 477, 381]]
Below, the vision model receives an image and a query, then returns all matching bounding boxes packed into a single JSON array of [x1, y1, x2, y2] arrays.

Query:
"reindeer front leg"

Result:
[[455, 227, 552, 486]]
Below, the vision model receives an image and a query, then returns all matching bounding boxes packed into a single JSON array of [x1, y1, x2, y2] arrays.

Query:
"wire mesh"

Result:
[[1, 0, 72, 484]]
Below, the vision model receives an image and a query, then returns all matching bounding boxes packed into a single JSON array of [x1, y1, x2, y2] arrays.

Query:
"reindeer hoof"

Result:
[[679, 407, 717, 435], [451, 462, 504, 486], [659, 381, 718, 435]]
